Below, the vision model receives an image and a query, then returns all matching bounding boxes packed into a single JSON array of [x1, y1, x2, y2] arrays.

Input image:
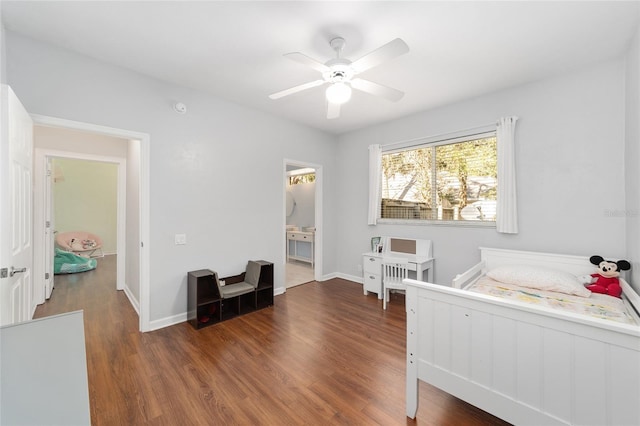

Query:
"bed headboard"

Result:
[[480, 247, 595, 276]]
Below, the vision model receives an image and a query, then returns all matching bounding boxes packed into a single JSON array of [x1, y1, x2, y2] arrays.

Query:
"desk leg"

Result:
[[417, 265, 433, 283]]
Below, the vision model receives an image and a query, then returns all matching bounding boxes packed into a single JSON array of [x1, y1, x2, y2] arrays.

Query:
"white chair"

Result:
[[382, 257, 409, 310]]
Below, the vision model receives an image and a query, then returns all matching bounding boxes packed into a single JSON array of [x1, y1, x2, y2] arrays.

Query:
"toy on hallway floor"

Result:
[[56, 231, 104, 258], [54, 248, 97, 274], [70, 238, 84, 251], [578, 255, 631, 298]]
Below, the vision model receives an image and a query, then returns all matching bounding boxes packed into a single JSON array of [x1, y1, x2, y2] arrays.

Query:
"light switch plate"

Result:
[[175, 234, 187, 245]]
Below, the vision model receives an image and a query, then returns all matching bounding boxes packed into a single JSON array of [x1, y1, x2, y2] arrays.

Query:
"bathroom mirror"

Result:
[[286, 191, 296, 216]]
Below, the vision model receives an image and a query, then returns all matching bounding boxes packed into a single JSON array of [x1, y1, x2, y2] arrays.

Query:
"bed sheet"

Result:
[[468, 276, 638, 325]]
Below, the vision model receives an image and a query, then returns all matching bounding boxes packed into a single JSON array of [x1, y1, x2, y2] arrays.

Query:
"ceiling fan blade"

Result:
[[351, 38, 409, 74], [327, 101, 341, 119], [284, 52, 330, 73], [351, 78, 404, 102], [269, 80, 326, 100]]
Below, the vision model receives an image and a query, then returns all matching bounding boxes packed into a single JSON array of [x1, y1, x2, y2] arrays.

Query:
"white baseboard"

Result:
[[318, 272, 339, 281], [149, 312, 187, 331], [122, 284, 140, 316], [320, 272, 362, 284]]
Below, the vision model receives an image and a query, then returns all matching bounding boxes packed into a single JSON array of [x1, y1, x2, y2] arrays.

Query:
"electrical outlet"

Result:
[[175, 234, 187, 245]]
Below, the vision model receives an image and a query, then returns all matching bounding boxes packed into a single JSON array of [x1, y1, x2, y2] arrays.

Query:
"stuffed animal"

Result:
[[582, 255, 631, 298]]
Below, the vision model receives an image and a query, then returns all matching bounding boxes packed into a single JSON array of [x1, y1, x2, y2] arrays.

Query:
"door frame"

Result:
[[34, 149, 127, 298], [31, 114, 151, 332], [283, 159, 323, 287]]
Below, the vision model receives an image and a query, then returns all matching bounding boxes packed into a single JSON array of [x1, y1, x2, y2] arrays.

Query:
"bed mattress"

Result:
[[467, 276, 638, 325]]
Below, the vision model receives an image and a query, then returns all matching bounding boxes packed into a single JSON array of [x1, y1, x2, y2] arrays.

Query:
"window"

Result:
[[380, 133, 497, 223]]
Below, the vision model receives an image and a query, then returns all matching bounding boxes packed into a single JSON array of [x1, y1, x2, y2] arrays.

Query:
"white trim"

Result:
[[148, 312, 187, 332], [31, 115, 151, 332], [332, 272, 363, 284], [139, 137, 151, 331], [33, 153, 49, 304], [123, 283, 140, 316], [377, 218, 496, 228], [283, 158, 323, 288], [376, 125, 498, 226]]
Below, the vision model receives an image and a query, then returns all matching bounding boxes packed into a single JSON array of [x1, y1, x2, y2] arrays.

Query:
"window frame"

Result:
[[377, 127, 498, 228]]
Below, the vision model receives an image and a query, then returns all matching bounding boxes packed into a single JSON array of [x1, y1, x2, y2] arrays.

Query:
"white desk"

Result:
[[362, 237, 434, 299]]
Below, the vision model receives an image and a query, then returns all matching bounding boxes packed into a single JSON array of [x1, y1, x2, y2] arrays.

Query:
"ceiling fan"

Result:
[[269, 37, 409, 119]]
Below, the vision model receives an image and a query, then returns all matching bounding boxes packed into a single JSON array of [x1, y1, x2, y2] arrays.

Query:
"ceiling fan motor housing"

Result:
[[323, 62, 353, 83]]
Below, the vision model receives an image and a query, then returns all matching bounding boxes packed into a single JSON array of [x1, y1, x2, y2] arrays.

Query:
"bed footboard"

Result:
[[405, 280, 640, 425]]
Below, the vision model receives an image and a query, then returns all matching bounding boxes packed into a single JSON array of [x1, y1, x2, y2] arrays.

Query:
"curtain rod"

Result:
[[381, 121, 498, 151]]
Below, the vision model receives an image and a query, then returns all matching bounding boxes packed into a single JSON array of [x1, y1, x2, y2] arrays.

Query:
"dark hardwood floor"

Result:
[[34, 256, 511, 425]]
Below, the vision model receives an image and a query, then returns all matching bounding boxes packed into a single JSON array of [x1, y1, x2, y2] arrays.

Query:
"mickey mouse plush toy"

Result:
[[584, 255, 631, 298]]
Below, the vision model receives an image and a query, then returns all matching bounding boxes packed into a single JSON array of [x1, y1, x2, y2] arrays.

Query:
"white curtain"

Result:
[[368, 144, 382, 225], [496, 116, 519, 234]]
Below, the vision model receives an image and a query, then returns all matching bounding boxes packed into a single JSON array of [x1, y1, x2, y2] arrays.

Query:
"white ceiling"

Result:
[[2, 1, 639, 135]]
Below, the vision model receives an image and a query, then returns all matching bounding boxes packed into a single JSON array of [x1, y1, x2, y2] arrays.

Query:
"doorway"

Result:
[[284, 161, 320, 288], [32, 115, 151, 331], [39, 152, 123, 299]]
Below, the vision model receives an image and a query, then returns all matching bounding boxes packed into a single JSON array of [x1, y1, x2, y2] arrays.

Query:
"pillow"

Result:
[[487, 265, 591, 297], [244, 261, 261, 288]]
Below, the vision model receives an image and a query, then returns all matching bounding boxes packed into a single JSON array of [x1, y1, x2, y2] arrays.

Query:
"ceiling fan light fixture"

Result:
[[325, 83, 352, 104]]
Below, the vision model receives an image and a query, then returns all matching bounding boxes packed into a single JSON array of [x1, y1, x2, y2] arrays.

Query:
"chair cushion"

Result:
[[221, 282, 255, 298], [245, 261, 261, 288]]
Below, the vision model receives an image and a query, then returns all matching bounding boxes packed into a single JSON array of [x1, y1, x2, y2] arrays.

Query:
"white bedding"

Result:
[[467, 276, 638, 325]]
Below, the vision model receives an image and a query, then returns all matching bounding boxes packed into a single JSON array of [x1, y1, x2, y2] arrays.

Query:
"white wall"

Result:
[[34, 125, 128, 157], [625, 26, 640, 292], [7, 33, 338, 325], [52, 158, 118, 253], [0, 21, 6, 85], [337, 59, 628, 285], [126, 139, 141, 308]]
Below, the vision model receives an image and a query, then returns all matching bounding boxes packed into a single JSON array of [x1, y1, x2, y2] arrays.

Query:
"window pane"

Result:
[[381, 136, 497, 222]]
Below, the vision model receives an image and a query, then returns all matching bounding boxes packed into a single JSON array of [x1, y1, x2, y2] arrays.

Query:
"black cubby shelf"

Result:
[[187, 261, 274, 330]]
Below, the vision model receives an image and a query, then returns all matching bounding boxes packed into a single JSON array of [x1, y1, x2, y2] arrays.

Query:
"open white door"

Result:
[[0, 85, 34, 325]]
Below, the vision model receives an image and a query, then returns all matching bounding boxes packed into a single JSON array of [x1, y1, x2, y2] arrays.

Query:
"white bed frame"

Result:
[[405, 247, 640, 426]]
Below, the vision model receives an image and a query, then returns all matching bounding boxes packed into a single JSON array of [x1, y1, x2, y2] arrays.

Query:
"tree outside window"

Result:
[[381, 136, 497, 222]]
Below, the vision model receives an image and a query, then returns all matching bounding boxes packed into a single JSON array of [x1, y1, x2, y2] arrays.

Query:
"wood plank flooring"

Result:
[[286, 260, 314, 288], [34, 256, 511, 425]]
